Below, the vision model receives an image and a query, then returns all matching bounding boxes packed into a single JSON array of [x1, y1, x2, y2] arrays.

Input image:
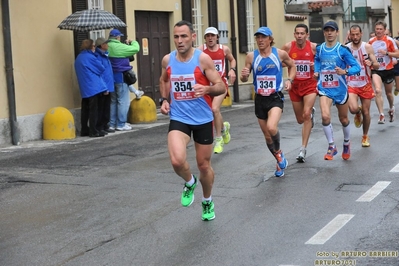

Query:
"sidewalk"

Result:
[[0, 102, 255, 152]]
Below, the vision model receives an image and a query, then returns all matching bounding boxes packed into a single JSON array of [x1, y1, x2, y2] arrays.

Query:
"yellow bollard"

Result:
[[222, 88, 232, 107], [43, 107, 76, 140], [128, 95, 157, 123]]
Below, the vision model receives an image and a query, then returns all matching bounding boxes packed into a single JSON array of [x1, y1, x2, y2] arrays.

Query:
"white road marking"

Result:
[[305, 214, 354, 245], [356, 181, 391, 202], [389, 163, 399, 172]]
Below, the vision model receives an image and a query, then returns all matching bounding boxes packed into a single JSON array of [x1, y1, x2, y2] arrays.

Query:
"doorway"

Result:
[[135, 11, 171, 106]]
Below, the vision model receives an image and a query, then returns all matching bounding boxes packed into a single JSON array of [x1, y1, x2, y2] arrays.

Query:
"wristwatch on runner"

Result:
[[159, 97, 168, 104]]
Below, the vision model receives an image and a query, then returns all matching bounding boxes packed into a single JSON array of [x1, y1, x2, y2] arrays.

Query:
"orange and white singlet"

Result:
[[288, 40, 315, 81], [369, 36, 398, 70], [346, 42, 371, 88]]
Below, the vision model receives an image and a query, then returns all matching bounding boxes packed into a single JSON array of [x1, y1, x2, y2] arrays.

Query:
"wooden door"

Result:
[[135, 11, 170, 105]]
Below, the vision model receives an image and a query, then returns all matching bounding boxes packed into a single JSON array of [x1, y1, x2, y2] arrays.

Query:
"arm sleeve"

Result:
[[110, 41, 140, 58], [314, 46, 320, 73]]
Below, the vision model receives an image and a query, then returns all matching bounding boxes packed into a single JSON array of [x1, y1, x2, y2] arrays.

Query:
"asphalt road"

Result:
[[0, 96, 398, 266]]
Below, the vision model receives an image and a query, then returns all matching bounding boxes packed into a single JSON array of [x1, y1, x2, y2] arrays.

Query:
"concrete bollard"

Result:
[[43, 107, 76, 140], [128, 95, 157, 124], [221, 88, 232, 107]]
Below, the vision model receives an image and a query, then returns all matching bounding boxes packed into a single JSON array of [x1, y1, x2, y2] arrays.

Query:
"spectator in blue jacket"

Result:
[[108, 29, 142, 131], [74, 39, 107, 137], [95, 37, 115, 134]]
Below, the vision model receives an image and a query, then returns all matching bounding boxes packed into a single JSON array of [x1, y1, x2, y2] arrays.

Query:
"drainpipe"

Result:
[[229, 0, 239, 102], [259, 0, 267, 26], [388, 5, 392, 35], [2, 0, 19, 145]]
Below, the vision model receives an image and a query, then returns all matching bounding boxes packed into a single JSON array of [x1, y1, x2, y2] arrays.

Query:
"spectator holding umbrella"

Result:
[[107, 29, 142, 131], [74, 39, 107, 137]]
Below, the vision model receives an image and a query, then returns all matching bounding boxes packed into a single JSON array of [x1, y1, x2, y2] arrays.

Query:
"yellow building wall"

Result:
[[0, 0, 186, 121], [7, 1, 77, 118], [0, 10, 6, 119], [392, 0, 399, 36], [0, 0, 299, 144]]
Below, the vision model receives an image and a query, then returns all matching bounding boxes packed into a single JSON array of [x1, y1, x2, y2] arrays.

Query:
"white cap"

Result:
[[204, 27, 219, 36]]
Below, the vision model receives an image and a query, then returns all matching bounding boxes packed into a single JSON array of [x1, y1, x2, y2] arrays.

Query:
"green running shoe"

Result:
[[222, 121, 231, 144], [202, 200, 215, 221], [181, 175, 197, 207], [213, 137, 224, 154]]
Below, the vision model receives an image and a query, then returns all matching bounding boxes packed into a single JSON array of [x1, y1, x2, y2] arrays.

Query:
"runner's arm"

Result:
[[159, 54, 171, 114], [199, 53, 225, 96], [240, 52, 253, 82], [365, 43, 380, 70], [280, 42, 291, 67], [224, 45, 237, 84]]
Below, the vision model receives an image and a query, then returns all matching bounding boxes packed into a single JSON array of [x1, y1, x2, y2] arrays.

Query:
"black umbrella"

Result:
[[57, 9, 126, 32]]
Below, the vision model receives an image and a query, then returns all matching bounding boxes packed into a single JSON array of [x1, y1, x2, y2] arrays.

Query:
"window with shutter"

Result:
[[181, 0, 193, 23], [192, 0, 203, 47], [72, 0, 89, 58], [237, 0, 248, 53], [112, 0, 127, 43], [88, 0, 105, 41], [237, 0, 255, 53]]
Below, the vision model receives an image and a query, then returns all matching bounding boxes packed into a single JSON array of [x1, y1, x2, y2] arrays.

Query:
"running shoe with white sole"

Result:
[[296, 148, 307, 163], [378, 114, 385, 124], [388, 108, 395, 122], [342, 143, 351, 160], [222, 121, 231, 144], [181, 175, 197, 207], [202, 200, 215, 221], [324, 145, 337, 160], [274, 150, 288, 169], [361, 135, 370, 147], [274, 163, 284, 177], [213, 137, 224, 154], [116, 124, 132, 131]]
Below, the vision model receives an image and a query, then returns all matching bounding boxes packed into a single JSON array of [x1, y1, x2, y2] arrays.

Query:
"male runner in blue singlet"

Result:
[[159, 21, 225, 221], [240, 27, 296, 177], [314, 21, 361, 160]]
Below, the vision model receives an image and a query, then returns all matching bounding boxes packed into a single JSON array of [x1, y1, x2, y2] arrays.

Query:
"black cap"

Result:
[[323, 21, 338, 31]]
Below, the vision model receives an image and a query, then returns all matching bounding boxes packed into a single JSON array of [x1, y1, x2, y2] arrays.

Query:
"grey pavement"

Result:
[[1, 97, 399, 266]]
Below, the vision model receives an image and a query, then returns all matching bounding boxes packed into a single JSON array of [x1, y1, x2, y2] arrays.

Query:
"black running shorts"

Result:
[[254, 92, 284, 120], [169, 120, 213, 145]]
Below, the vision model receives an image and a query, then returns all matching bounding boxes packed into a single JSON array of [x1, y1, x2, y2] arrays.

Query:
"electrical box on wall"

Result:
[[218, 21, 228, 44]]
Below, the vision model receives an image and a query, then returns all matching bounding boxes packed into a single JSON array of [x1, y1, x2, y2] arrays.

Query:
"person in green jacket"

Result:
[[107, 29, 142, 131]]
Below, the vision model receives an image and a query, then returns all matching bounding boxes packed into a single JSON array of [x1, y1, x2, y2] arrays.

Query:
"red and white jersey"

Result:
[[203, 44, 228, 86], [369, 36, 398, 70], [288, 40, 315, 81], [346, 42, 371, 87]]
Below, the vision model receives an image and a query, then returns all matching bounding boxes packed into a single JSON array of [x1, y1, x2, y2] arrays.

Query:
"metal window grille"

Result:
[[246, 0, 255, 51], [343, 0, 368, 22], [192, 0, 203, 47], [88, 0, 105, 41]]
